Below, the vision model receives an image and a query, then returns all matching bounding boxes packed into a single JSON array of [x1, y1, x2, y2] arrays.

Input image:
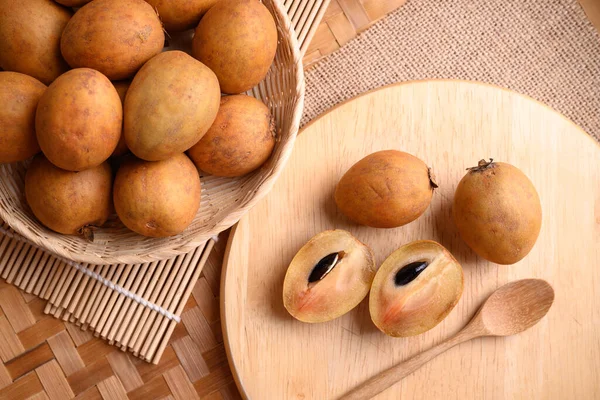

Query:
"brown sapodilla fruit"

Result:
[[192, 0, 277, 94], [452, 159, 542, 265], [113, 154, 201, 237], [145, 0, 219, 32], [36, 68, 122, 171], [335, 150, 437, 228], [25, 154, 113, 236], [0, 72, 46, 163], [369, 240, 464, 337], [55, 0, 91, 6], [283, 230, 376, 323], [111, 80, 131, 157], [60, 0, 164, 80], [0, 0, 72, 85], [124, 51, 220, 161], [187, 94, 275, 177]]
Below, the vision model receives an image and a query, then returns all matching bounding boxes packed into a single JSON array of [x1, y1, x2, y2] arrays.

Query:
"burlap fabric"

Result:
[[302, 0, 600, 141]]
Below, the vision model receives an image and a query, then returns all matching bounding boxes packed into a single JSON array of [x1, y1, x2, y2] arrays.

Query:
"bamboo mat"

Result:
[[0, 231, 232, 399]]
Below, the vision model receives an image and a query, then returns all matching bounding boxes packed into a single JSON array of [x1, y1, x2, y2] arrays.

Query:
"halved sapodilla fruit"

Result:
[[283, 230, 376, 323], [370, 241, 463, 337]]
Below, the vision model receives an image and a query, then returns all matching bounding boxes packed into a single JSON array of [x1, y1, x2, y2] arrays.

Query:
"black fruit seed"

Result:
[[309, 252, 340, 283], [394, 261, 428, 286]]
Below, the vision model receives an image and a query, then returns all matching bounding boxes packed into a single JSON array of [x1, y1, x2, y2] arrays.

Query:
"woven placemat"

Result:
[[303, 0, 407, 66], [302, 0, 600, 141], [0, 219, 215, 364], [0, 232, 234, 399]]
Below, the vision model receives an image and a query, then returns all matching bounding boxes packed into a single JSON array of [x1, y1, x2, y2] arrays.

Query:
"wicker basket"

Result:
[[0, 0, 305, 265]]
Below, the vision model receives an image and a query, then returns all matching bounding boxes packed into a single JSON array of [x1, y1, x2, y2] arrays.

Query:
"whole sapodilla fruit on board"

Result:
[[0, 72, 46, 163], [0, 0, 72, 85], [334, 150, 438, 228], [25, 154, 113, 237], [452, 159, 542, 265], [60, 0, 164, 80], [35, 68, 122, 171], [124, 51, 221, 161], [192, 0, 278, 94], [113, 154, 202, 238]]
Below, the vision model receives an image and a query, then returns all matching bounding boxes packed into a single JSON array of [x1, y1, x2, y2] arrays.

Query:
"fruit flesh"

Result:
[[283, 230, 376, 323], [192, 0, 277, 94], [370, 241, 463, 337], [187, 94, 275, 177], [334, 150, 436, 228], [0, 72, 46, 163], [452, 160, 542, 264], [24, 155, 113, 235]]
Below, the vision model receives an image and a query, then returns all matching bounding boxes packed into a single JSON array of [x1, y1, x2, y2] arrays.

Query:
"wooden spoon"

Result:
[[343, 279, 555, 400]]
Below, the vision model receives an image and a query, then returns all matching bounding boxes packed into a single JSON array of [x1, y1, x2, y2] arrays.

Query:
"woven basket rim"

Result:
[[0, 0, 305, 265]]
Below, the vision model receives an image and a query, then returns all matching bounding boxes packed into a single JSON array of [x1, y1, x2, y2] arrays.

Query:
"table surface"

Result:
[[0, 1, 598, 399]]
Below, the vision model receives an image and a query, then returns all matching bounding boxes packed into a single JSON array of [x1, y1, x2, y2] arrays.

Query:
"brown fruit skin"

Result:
[[113, 154, 201, 237], [145, 0, 219, 32], [187, 95, 275, 177], [25, 154, 113, 235], [55, 0, 91, 6], [35, 68, 122, 171], [111, 80, 131, 157], [60, 0, 164, 80], [452, 160, 542, 265], [334, 150, 436, 228], [369, 241, 464, 337], [0, 72, 46, 163], [124, 51, 220, 161], [192, 0, 277, 94], [283, 230, 376, 323], [0, 0, 72, 85]]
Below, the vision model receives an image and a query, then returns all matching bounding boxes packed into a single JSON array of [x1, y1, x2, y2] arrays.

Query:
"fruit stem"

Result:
[[467, 158, 494, 172], [427, 168, 439, 189], [78, 226, 95, 242]]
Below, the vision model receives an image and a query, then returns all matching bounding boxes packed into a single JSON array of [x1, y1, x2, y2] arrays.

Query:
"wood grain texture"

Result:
[[221, 80, 600, 399]]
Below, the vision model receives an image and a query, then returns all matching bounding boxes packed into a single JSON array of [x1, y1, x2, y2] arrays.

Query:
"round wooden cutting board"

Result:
[[221, 81, 600, 400]]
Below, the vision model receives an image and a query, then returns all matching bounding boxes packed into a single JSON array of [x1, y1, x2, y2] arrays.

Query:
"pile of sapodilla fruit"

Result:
[[0, 0, 279, 238]]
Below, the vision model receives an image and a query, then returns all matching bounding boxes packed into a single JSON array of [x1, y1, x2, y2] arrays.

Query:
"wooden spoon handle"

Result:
[[343, 330, 477, 400]]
